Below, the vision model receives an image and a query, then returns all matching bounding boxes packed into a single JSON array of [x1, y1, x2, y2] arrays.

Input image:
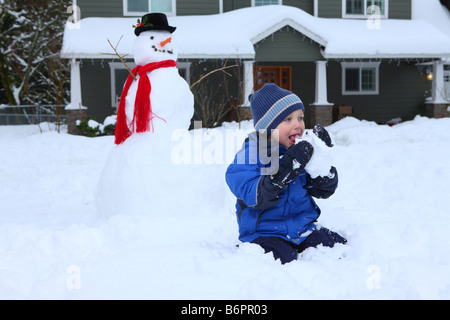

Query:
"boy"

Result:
[[225, 83, 346, 264]]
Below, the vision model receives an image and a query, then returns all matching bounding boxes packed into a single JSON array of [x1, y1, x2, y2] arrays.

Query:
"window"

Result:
[[109, 61, 191, 109], [341, 62, 380, 95], [109, 62, 136, 108], [123, 0, 176, 16], [343, 0, 387, 18], [252, 0, 282, 6], [444, 70, 450, 101]]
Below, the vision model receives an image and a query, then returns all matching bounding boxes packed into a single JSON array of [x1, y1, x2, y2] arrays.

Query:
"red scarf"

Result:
[[115, 60, 177, 145]]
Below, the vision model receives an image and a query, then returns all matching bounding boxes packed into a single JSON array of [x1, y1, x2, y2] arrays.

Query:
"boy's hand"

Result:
[[313, 124, 333, 147], [270, 140, 314, 189]]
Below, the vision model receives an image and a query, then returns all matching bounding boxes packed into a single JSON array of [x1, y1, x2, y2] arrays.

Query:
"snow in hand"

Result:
[[296, 130, 334, 179], [1, 116, 450, 299]]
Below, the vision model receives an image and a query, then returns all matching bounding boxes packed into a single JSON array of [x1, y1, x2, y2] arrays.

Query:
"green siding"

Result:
[[78, 0, 221, 18], [318, 0, 340, 18], [78, 0, 123, 18], [177, 0, 219, 15], [223, 0, 251, 12], [283, 0, 314, 14], [255, 27, 324, 62], [389, 0, 411, 19], [327, 60, 429, 123]]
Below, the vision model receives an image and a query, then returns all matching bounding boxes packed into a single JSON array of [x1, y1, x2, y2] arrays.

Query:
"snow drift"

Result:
[[1, 116, 450, 299]]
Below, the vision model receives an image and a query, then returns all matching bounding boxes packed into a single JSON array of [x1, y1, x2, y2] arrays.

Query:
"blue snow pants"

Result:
[[252, 227, 347, 264]]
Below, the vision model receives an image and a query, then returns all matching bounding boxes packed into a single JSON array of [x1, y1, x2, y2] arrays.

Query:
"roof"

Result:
[[61, 5, 450, 60]]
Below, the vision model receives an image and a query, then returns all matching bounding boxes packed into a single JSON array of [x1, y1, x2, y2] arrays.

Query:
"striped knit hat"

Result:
[[250, 83, 304, 133]]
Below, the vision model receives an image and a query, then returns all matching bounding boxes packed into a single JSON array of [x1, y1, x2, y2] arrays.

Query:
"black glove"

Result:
[[270, 140, 314, 189], [313, 124, 333, 147]]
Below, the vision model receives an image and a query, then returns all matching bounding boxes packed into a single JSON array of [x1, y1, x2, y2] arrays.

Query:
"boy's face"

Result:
[[271, 109, 305, 148]]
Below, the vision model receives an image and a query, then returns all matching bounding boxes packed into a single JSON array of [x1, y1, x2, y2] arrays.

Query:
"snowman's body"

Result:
[[96, 28, 195, 218]]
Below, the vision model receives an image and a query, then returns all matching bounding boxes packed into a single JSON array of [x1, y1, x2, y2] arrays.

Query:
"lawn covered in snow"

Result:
[[1, 116, 450, 299]]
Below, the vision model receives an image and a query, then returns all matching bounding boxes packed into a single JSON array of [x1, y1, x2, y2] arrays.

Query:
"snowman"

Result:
[[115, 13, 193, 144], [96, 13, 195, 218]]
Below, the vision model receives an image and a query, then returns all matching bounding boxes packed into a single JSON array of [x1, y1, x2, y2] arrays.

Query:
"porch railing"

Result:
[[0, 104, 66, 125]]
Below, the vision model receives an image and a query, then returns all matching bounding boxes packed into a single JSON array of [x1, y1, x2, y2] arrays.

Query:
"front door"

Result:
[[254, 66, 291, 91]]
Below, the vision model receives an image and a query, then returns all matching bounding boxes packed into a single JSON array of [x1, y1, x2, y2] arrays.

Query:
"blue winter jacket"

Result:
[[225, 132, 338, 245]]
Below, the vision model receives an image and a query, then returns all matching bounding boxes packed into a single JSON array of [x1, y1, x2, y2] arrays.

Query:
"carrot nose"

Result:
[[160, 37, 172, 47]]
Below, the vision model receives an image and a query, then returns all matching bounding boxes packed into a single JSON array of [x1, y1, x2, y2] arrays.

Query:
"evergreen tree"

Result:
[[0, 0, 71, 106]]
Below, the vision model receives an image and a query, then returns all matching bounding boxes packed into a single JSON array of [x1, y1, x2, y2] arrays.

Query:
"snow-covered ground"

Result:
[[1, 116, 450, 299]]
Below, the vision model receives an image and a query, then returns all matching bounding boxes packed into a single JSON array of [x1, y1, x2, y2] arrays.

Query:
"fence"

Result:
[[0, 104, 66, 125]]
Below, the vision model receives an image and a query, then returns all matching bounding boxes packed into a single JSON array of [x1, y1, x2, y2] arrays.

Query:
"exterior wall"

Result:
[[388, 0, 412, 19], [326, 60, 430, 123], [255, 27, 324, 62], [78, 0, 220, 17], [78, 0, 316, 18], [223, 0, 251, 12], [177, 0, 220, 15], [77, 0, 412, 19], [78, 0, 123, 18], [79, 58, 244, 124], [283, 0, 314, 14]]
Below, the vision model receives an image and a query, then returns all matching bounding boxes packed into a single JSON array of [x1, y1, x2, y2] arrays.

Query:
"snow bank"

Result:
[[1, 116, 450, 299]]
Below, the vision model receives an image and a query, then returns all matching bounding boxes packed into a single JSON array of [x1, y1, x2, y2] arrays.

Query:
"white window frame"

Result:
[[109, 61, 191, 109], [123, 0, 176, 17], [341, 62, 380, 95], [342, 0, 388, 19], [177, 61, 191, 85], [251, 0, 282, 7], [109, 62, 136, 109]]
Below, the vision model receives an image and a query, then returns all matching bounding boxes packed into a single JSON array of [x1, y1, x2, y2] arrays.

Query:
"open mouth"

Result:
[[289, 134, 301, 145]]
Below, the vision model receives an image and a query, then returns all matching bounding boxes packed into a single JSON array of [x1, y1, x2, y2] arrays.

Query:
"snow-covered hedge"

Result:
[[75, 115, 116, 137]]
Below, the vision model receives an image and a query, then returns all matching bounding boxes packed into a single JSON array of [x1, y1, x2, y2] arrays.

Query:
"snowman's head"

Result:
[[133, 30, 178, 65]]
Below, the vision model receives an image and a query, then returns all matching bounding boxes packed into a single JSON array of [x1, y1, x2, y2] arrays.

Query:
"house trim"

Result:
[[251, 18, 327, 49], [322, 52, 450, 60]]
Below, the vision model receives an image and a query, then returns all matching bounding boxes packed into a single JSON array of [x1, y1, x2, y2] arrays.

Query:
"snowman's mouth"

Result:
[[151, 45, 174, 55]]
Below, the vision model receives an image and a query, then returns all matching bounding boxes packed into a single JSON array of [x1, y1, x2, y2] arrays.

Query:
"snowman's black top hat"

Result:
[[134, 13, 176, 36]]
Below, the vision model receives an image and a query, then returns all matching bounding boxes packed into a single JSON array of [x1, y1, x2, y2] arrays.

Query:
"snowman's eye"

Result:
[[150, 36, 154, 40]]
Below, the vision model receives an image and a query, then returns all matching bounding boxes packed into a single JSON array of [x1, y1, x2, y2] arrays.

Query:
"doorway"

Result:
[[254, 66, 291, 91]]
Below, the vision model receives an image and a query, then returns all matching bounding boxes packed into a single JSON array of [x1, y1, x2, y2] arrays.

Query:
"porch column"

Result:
[[239, 60, 254, 120], [65, 58, 87, 134], [425, 60, 449, 118], [242, 60, 254, 106], [309, 60, 334, 127]]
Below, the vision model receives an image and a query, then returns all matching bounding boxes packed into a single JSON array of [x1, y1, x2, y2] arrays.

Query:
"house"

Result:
[[61, 0, 450, 133]]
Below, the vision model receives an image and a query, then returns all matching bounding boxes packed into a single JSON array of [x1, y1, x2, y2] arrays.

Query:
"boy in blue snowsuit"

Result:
[[226, 84, 346, 264]]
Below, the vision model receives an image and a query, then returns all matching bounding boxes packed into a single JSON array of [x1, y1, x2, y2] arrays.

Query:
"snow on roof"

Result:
[[61, 5, 450, 60]]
